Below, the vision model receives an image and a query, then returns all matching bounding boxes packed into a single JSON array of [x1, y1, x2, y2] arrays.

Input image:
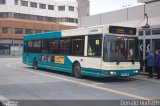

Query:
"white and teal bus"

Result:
[[23, 25, 140, 78]]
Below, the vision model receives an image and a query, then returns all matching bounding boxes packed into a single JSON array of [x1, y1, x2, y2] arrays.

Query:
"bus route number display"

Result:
[[109, 26, 137, 35]]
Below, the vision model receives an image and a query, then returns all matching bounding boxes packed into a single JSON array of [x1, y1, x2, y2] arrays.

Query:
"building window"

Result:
[[15, 0, 18, 5], [45, 17, 54, 22], [152, 29, 160, 35], [25, 29, 33, 34], [145, 30, 151, 35], [21, 0, 28, 7], [58, 6, 65, 11], [44, 30, 51, 32], [69, 6, 74, 11], [39, 3, 46, 9], [68, 18, 74, 23], [14, 28, 23, 34], [37, 16, 43, 21], [0, 12, 78, 23], [0, 13, 9, 18], [48, 5, 54, 10], [30, 2, 37, 8], [138, 30, 143, 36], [0, 0, 6, 4], [2, 27, 8, 33], [35, 30, 42, 34]]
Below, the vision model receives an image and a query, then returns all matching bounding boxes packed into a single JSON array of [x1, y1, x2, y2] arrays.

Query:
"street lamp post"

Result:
[[142, 13, 150, 28], [122, 5, 131, 22], [12, 27, 15, 56]]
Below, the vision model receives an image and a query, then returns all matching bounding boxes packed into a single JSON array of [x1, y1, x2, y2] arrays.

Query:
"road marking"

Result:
[[7, 63, 152, 100]]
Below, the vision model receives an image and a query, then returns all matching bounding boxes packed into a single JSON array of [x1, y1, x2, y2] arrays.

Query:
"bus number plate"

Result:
[[121, 73, 129, 77]]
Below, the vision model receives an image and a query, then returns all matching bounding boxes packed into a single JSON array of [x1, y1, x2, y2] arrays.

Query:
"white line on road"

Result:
[[6, 63, 152, 100]]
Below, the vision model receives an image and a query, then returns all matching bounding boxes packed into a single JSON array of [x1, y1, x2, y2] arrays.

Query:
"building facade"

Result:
[[79, 0, 160, 73], [0, 0, 78, 55], [76, 0, 90, 18]]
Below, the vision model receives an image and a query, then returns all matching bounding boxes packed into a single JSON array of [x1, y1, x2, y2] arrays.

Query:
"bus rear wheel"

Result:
[[33, 59, 38, 70], [73, 62, 82, 78]]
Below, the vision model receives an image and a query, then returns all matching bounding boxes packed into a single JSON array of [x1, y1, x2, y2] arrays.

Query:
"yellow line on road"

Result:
[[7, 63, 152, 100]]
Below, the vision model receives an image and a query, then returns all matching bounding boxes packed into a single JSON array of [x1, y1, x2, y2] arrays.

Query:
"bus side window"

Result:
[[60, 38, 71, 55], [24, 41, 28, 53], [87, 34, 102, 57], [42, 39, 49, 54], [72, 37, 84, 56], [48, 39, 59, 54], [32, 40, 41, 53], [27, 40, 33, 53]]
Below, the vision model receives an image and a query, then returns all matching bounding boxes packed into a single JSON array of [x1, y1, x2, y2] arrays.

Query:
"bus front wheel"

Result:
[[33, 59, 38, 70], [73, 62, 82, 78]]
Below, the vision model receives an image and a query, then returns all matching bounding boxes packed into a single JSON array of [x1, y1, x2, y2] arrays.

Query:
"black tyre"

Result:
[[73, 62, 82, 78], [33, 59, 38, 70]]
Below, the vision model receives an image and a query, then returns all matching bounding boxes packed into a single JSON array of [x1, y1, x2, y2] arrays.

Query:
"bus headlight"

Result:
[[110, 72, 116, 75], [134, 70, 138, 73], [110, 72, 114, 74]]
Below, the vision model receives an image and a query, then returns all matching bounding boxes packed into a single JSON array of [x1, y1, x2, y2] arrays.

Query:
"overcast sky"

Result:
[[90, 0, 142, 15]]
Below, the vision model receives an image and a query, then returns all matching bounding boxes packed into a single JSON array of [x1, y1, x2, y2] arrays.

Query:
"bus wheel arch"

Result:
[[33, 57, 38, 70], [72, 61, 82, 78]]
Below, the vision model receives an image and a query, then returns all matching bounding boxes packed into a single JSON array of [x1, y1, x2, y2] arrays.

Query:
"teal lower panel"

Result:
[[81, 71, 112, 78], [81, 69, 139, 78], [38, 64, 72, 74], [102, 69, 139, 77]]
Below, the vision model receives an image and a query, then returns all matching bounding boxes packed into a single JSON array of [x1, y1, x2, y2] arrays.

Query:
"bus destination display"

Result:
[[109, 26, 137, 35]]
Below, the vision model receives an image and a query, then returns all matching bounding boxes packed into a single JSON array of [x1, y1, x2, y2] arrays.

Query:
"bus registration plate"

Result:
[[121, 73, 129, 77]]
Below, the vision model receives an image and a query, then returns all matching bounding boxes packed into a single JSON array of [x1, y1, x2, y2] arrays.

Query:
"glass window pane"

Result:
[[35, 30, 42, 34], [21, 0, 28, 7], [48, 39, 59, 54], [0, 0, 6, 4], [32, 40, 41, 53], [145, 30, 151, 35], [40, 3, 46, 9], [139, 30, 143, 36], [48, 5, 54, 10], [25, 29, 33, 34], [69, 6, 74, 11], [87, 34, 102, 57], [30, 2, 37, 8], [58, 6, 65, 11], [2, 27, 8, 33], [152, 29, 160, 35], [15, 0, 18, 5], [27, 40, 32, 52], [42, 39, 49, 54], [60, 39, 71, 55], [14, 28, 23, 34], [72, 37, 84, 56]]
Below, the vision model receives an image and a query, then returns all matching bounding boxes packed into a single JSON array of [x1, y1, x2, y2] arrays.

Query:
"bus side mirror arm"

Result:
[[116, 61, 120, 65], [132, 60, 135, 64]]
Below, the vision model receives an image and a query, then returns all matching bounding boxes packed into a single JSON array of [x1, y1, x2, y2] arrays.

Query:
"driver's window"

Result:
[[87, 34, 102, 57]]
